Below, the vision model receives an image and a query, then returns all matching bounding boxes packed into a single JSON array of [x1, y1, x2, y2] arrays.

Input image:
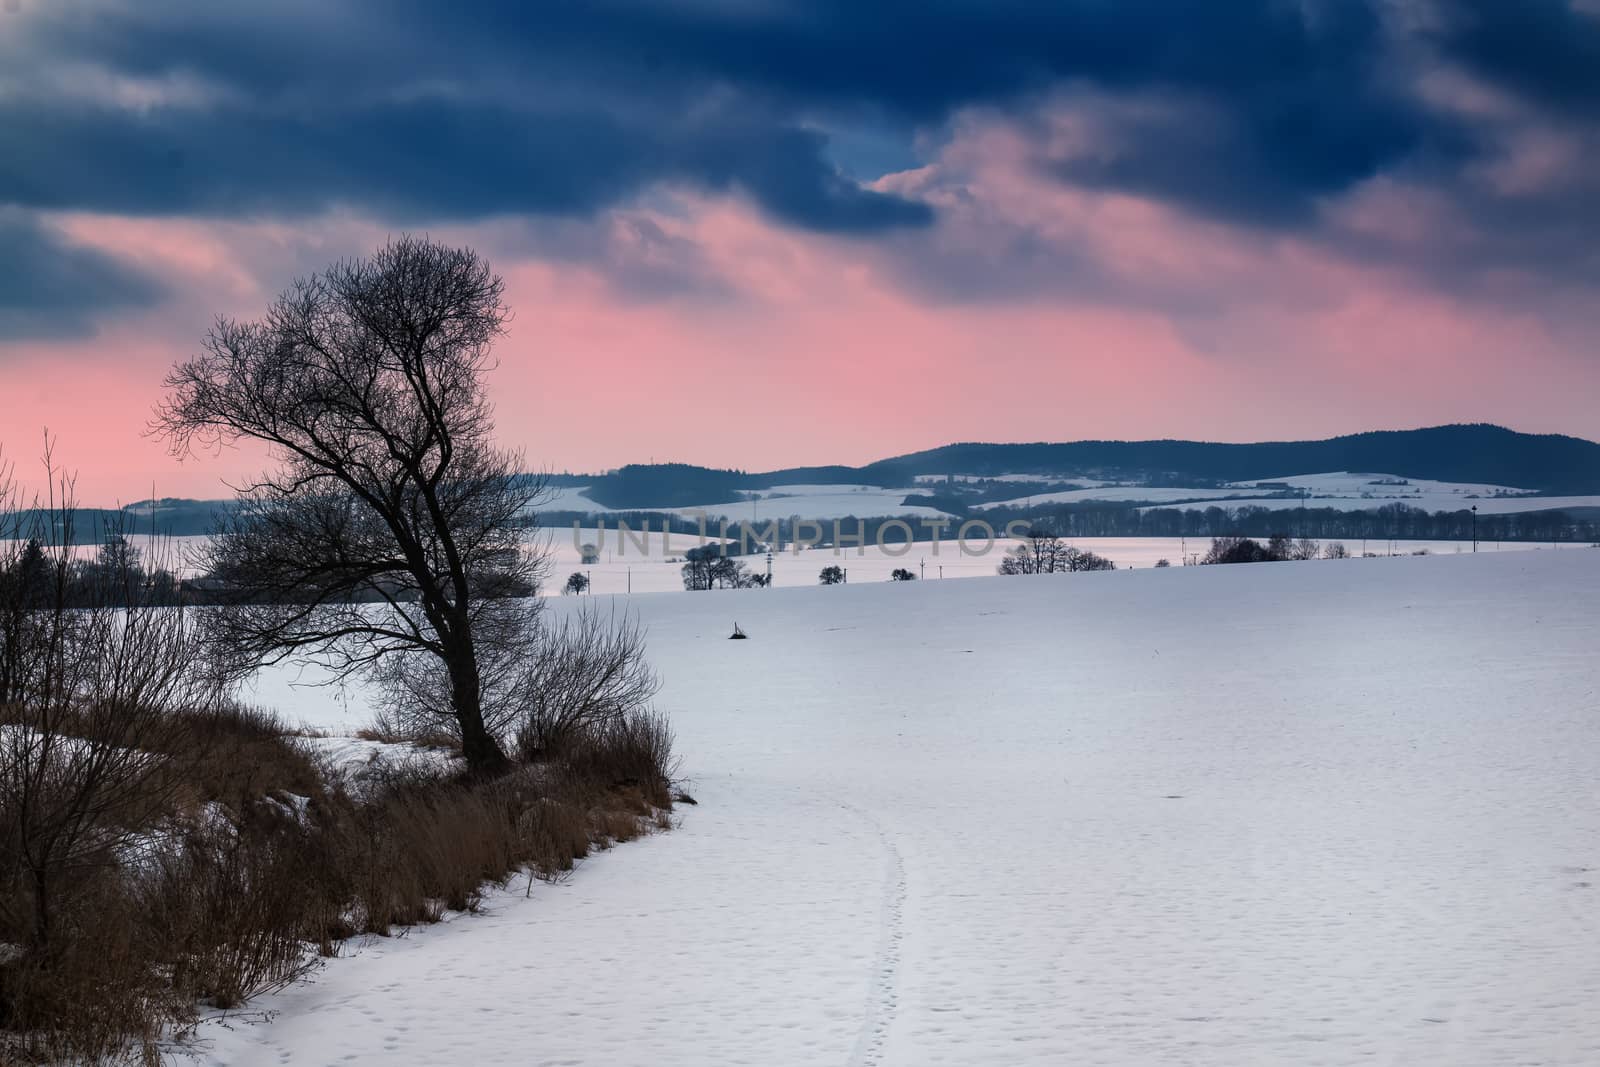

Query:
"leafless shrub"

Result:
[[556, 706, 678, 810], [512, 607, 659, 762]]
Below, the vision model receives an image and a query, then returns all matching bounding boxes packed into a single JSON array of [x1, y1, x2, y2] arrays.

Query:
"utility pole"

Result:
[[920, 556, 925, 580], [766, 547, 773, 587], [1472, 505, 1478, 553]]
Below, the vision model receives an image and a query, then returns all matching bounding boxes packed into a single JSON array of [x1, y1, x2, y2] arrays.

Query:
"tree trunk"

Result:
[[448, 651, 508, 775]]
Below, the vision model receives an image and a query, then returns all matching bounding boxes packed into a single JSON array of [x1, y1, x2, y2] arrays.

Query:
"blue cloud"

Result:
[[0, 211, 166, 340]]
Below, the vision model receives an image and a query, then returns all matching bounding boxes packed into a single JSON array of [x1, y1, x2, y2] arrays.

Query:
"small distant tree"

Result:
[[1063, 547, 1115, 572], [1322, 542, 1349, 559], [1154, 558, 1172, 568], [738, 571, 771, 588], [997, 527, 1067, 575], [818, 565, 845, 585], [1201, 537, 1275, 565], [579, 543, 600, 565], [999, 530, 1114, 574], [1288, 537, 1321, 561], [889, 568, 916, 581], [562, 572, 589, 595], [682, 546, 746, 590]]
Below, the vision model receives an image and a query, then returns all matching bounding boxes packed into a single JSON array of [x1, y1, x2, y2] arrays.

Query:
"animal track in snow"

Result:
[[843, 804, 906, 1067]]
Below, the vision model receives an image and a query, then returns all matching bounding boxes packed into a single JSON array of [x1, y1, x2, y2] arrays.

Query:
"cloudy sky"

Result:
[[2, 0, 1598, 501]]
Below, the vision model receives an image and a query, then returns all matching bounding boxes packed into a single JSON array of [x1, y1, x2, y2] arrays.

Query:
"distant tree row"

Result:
[[1200, 536, 1350, 565], [996, 529, 1116, 575], [983, 501, 1596, 544]]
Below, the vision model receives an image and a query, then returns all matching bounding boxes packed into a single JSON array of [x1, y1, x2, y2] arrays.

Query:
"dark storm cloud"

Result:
[[1432, 0, 1600, 116], [0, 211, 166, 340], [0, 94, 927, 232], [1, 0, 1595, 315], [5, 0, 1439, 232]]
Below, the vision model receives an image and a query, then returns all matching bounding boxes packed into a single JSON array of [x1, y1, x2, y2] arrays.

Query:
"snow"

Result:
[[666, 484, 950, 522], [1229, 471, 1536, 497], [913, 473, 1117, 486], [975, 486, 1271, 509], [1145, 494, 1600, 516], [295, 735, 457, 792], [200, 549, 1600, 1066], [977, 472, 1563, 512], [526, 485, 612, 513]]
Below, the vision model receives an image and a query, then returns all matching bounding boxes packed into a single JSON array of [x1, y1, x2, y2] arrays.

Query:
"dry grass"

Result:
[[0, 703, 677, 1064]]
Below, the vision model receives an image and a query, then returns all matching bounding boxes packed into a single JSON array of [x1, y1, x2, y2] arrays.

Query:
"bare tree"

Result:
[[0, 442, 220, 966], [998, 528, 1113, 574], [155, 237, 546, 774], [681, 546, 747, 590], [1289, 537, 1321, 561]]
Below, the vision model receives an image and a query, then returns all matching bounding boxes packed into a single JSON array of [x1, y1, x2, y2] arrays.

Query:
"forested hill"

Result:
[[855, 425, 1600, 494], [12, 425, 1599, 521]]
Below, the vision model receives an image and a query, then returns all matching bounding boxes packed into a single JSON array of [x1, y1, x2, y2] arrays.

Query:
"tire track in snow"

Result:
[[842, 803, 905, 1067]]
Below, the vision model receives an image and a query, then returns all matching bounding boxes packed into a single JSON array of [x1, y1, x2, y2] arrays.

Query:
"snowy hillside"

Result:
[[209, 549, 1600, 1066]]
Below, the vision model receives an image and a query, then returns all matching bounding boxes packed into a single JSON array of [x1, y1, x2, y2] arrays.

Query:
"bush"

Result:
[[818, 565, 845, 585], [512, 607, 659, 761], [889, 568, 916, 581], [1200, 536, 1278, 564]]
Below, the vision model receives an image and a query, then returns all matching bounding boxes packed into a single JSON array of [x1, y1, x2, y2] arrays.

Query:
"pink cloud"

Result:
[[5, 114, 1598, 505]]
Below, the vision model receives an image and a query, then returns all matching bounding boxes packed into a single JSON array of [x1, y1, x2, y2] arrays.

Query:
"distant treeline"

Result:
[[869, 424, 1600, 494], [533, 503, 1599, 547], [981, 501, 1599, 543], [573, 425, 1600, 497], [2, 501, 224, 538]]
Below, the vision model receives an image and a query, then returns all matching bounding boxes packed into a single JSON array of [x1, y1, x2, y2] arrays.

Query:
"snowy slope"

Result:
[[1144, 493, 1600, 515], [1229, 471, 1535, 497], [526, 485, 613, 513], [974, 485, 1271, 509], [666, 484, 950, 522], [202, 550, 1600, 1066]]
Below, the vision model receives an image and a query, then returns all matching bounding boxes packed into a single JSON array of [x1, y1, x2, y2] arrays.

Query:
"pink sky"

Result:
[[4, 123, 1597, 506]]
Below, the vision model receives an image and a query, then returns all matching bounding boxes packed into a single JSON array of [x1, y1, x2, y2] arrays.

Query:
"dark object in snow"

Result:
[[673, 792, 699, 806], [729, 622, 748, 640]]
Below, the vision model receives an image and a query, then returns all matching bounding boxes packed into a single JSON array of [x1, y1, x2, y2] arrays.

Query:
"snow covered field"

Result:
[[535, 527, 1575, 595], [975, 486, 1271, 509], [1144, 493, 1600, 516], [205, 549, 1600, 1066]]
